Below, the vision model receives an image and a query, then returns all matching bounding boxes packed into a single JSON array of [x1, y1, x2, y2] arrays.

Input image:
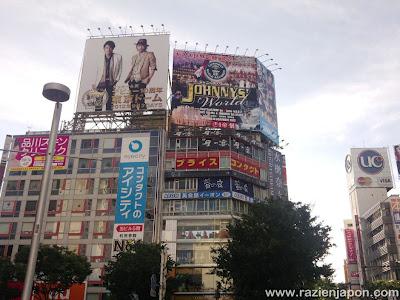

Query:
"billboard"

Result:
[[77, 35, 169, 112], [344, 228, 357, 264], [171, 50, 259, 130], [175, 156, 219, 170], [113, 134, 150, 250], [390, 198, 400, 244], [257, 61, 279, 144], [345, 148, 393, 189], [394, 145, 400, 179], [231, 157, 260, 178], [9, 135, 69, 171], [231, 178, 254, 203], [267, 148, 284, 198]]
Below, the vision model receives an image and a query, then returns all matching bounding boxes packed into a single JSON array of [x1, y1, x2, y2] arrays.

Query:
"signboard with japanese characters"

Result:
[[9, 135, 69, 171], [231, 157, 260, 178], [198, 177, 230, 191], [198, 138, 230, 151], [175, 156, 220, 170], [344, 228, 357, 264], [231, 178, 254, 203], [267, 148, 284, 198], [162, 191, 231, 200], [113, 134, 150, 255]]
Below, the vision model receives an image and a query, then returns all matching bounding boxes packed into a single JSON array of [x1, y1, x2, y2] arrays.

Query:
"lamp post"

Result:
[[21, 83, 70, 300]]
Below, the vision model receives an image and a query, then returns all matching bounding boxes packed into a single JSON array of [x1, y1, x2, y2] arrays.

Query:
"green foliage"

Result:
[[364, 280, 400, 299], [103, 242, 176, 300], [212, 198, 334, 300], [0, 257, 20, 300], [16, 245, 91, 300]]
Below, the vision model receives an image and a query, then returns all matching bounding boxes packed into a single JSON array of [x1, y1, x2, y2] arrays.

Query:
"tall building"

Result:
[[344, 148, 398, 285], [0, 35, 287, 300]]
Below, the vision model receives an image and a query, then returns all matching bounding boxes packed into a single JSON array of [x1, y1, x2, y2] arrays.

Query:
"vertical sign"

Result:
[[344, 229, 357, 264], [394, 145, 400, 179], [113, 134, 150, 254], [267, 148, 284, 198], [391, 198, 400, 245]]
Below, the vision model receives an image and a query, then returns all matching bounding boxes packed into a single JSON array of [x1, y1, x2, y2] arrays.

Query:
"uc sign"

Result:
[[357, 150, 384, 174]]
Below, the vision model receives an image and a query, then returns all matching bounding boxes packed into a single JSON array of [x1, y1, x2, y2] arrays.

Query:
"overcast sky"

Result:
[[1, 0, 400, 282]]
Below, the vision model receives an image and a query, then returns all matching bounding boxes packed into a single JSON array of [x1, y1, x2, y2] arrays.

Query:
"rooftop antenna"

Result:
[[108, 27, 114, 35], [195, 42, 198, 51], [150, 24, 155, 33], [244, 48, 249, 56], [253, 49, 259, 56], [214, 44, 219, 52], [234, 47, 239, 55], [129, 25, 134, 35], [205, 43, 208, 52], [224, 45, 229, 54], [174, 40, 177, 48], [266, 63, 278, 68], [262, 58, 273, 63], [271, 67, 282, 72], [184, 41, 188, 50], [140, 25, 145, 34], [118, 26, 124, 35], [87, 28, 93, 37], [161, 24, 165, 32]]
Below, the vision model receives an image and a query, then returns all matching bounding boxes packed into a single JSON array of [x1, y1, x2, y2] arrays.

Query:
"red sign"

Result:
[[344, 229, 357, 264], [231, 158, 260, 178], [176, 157, 219, 170], [116, 224, 143, 232]]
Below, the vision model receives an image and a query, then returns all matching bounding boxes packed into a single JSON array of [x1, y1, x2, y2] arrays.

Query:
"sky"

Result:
[[1, 0, 400, 282]]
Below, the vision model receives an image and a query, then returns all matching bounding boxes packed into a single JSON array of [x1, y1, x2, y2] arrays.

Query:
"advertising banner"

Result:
[[175, 156, 219, 170], [344, 228, 357, 264], [394, 145, 400, 179], [390, 198, 400, 245], [113, 134, 150, 248], [198, 138, 230, 151], [267, 148, 284, 198], [9, 135, 69, 171], [231, 178, 254, 203], [231, 138, 252, 157], [198, 177, 230, 191], [171, 50, 259, 130], [231, 157, 260, 178], [162, 191, 231, 200], [346, 148, 393, 189], [257, 61, 279, 144], [77, 35, 169, 112]]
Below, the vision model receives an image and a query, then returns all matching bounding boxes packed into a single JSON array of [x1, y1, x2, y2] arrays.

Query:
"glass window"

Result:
[[98, 178, 118, 194], [74, 179, 94, 195], [95, 199, 115, 216], [68, 221, 90, 239], [28, 180, 41, 195], [5, 180, 25, 196], [80, 139, 99, 154], [71, 199, 91, 216], [103, 138, 121, 153], [24, 201, 37, 216], [101, 157, 119, 173], [47, 199, 67, 217], [1, 200, 21, 217], [20, 222, 33, 239], [77, 158, 97, 174], [70, 139, 76, 154], [93, 221, 112, 239], [44, 222, 65, 240]]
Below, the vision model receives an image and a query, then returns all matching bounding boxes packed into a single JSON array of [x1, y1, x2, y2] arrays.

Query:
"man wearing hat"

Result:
[[124, 39, 157, 110], [94, 40, 122, 111]]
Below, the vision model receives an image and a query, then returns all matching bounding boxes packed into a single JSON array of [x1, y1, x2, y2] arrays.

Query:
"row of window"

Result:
[[162, 199, 249, 216], [1, 198, 116, 218], [0, 220, 113, 240]]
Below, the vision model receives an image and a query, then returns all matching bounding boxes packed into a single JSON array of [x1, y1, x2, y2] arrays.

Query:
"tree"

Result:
[[103, 242, 177, 300], [363, 280, 400, 299], [0, 257, 20, 300], [212, 198, 334, 300], [15, 245, 92, 300]]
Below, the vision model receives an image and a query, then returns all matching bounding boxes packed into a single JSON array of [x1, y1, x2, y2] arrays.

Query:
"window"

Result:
[[71, 199, 92, 216], [20, 222, 33, 239], [1, 200, 21, 217], [77, 158, 97, 173], [96, 199, 116, 216], [24, 201, 37, 216], [5, 180, 25, 196], [80, 139, 99, 154], [90, 244, 112, 263], [67, 244, 86, 256], [68, 221, 89, 239], [99, 178, 118, 194], [0, 223, 17, 240], [70, 139, 76, 154], [88, 267, 103, 286], [0, 245, 13, 258], [93, 221, 112, 239], [54, 158, 74, 175], [103, 138, 122, 153], [47, 199, 67, 217], [101, 157, 120, 173], [9, 171, 26, 176], [28, 180, 41, 196], [74, 179, 95, 195], [44, 222, 65, 240]]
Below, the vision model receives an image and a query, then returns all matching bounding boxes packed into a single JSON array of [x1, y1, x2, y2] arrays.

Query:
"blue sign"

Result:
[[128, 140, 143, 153], [260, 117, 279, 145], [163, 191, 231, 200], [198, 177, 230, 192], [357, 150, 384, 175], [115, 162, 148, 224], [231, 178, 254, 203]]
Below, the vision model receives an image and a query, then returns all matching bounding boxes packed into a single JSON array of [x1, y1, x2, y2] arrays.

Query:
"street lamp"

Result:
[[21, 83, 70, 300]]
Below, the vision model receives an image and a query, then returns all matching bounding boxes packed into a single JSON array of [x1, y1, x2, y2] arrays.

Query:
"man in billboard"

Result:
[[124, 39, 157, 111], [94, 40, 122, 111]]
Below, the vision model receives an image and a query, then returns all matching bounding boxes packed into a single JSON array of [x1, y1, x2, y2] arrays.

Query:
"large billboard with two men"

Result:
[[171, 50, 279, 144], [77, 35, 169, 112]]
